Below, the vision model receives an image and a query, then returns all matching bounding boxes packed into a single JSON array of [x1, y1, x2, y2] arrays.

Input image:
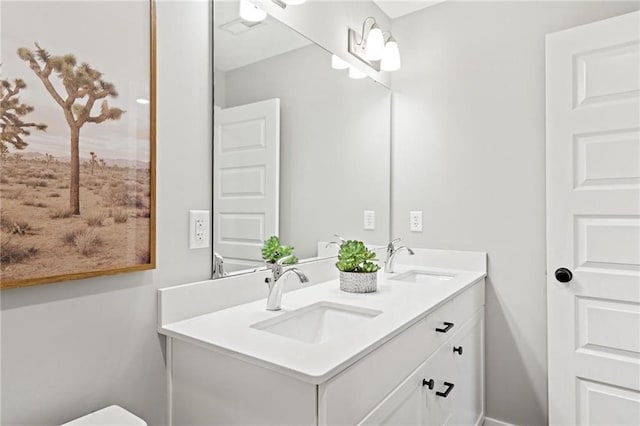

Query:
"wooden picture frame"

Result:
[[0, 0, 156, 289]]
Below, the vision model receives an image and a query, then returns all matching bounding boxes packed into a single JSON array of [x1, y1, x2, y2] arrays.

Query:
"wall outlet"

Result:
[[410, 211, 423, 232], [364, 210, 375, 230], [189, 210, 210, 249]]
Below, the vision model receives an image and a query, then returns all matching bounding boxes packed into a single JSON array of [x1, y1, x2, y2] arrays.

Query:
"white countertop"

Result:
[[159, 264, 485, 384]]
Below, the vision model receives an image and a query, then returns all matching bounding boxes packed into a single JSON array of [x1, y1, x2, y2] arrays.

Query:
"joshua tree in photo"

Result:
[[44, 152, 54, 167], [18, 43, 125, 215], [0, 144, 9, 163], [89, 151, 98, 175], [0, 78, 47, 153], [99, 158, 106, 172], [13, 153, 23, 163]]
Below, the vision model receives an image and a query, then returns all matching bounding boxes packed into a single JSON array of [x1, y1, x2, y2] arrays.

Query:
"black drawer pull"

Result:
[[453, 346, 463, 355], [435, 322, 454, 333], [422, 379, 434, 389], [436, 382, 455, 398]]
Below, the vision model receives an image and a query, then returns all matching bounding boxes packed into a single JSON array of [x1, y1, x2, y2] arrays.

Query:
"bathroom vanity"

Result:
[[159, 249, 486, 425]]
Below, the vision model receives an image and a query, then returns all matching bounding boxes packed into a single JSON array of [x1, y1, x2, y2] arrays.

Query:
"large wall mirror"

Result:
[[213, 0, 391, 275]]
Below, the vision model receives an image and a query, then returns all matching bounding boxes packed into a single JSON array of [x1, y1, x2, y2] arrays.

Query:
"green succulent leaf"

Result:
[[261, 235, 298, 264], [335, 240, 380, 273]]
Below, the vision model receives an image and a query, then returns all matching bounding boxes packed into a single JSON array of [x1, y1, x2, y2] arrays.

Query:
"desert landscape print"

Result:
[[0, 1, 154, 287]]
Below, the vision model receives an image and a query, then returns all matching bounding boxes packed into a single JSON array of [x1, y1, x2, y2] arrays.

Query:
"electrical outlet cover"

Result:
[[410, 211, 423, 232], [189, 210, 210, 249]]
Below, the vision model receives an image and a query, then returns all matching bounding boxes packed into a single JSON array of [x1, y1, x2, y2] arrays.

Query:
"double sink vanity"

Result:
[[158, 248, 486, 425]]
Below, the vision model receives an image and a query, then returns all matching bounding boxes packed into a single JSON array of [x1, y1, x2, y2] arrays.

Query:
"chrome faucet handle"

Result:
[[334, 234, 346, 243], [276, 254, 295, 265], [388, 238, 402, 250], [325, 241, 341, 249], [213, 252, 225, 279], [270, 254, 295, 281]]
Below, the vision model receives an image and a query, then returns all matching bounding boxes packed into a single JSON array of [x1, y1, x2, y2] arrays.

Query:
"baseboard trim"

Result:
[[484, 416, 516, 426]]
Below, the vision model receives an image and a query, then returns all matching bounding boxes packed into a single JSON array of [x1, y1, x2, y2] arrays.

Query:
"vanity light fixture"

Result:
[[381, 36, 401, 71], [331, 54, 349, 70], [364, 23, 385, 61], [239, 0, 266, 22], [348, 66, 367, 80], [348, 17, 401, 72]]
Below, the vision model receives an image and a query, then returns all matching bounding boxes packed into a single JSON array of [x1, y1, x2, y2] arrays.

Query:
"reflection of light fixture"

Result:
[[239, 0, 266, 22], [381, 36, 401, 71], [348, 17, 400, 72], [348, 66, 367, 80], [136, 98, 150, 105], [331, 54, 349, 70]]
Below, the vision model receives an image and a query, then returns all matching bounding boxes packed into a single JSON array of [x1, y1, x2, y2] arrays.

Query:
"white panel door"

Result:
[[213, 99, 280, 271], [546, 11, 640, 425]]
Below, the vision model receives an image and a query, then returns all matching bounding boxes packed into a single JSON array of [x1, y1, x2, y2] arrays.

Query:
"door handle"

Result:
[[554, 267, 573, 283], [422, 378, 434, 390], [435, 322, 454, 333], [436, 382, 455, 398], [453, 346, 463, 355]]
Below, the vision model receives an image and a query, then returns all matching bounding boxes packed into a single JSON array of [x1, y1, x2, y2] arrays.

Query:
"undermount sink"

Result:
[[390, 270, 455, 284], [251, 302, 382, 344]]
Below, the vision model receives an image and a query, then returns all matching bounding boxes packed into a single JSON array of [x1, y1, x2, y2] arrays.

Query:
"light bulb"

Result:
[[239, 0, 266, 22], [331, 54, 349, 70], [349, 66, 367, 80], [364, 25, 385, 61], [381, 39, 401, 71], [282, 0, 307, 4]]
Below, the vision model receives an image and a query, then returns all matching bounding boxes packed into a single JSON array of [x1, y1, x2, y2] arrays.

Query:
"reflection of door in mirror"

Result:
[[213, 100, 280, 273]]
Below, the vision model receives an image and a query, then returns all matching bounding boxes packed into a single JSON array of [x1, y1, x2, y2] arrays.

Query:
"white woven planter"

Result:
[[339, 271, 377, 293]]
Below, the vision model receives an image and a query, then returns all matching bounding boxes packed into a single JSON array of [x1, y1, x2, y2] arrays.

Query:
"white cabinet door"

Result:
[[546, 11, 640, 425], [358, 344, 455, 426], [423, 343, 455, 426], [451, 311, 484, 426], [358, 369, 427, 426]]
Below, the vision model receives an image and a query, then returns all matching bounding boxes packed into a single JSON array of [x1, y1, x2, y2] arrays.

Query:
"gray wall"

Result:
[[213, 68, 226, 108], [224, 45, 391, 259], [390, 2, 640, 425], [0, 2, 212, 425]]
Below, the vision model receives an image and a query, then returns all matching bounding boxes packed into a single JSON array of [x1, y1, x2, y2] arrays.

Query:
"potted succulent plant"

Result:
[[261, 236, 298, 269], [336, 240, 381, 293]]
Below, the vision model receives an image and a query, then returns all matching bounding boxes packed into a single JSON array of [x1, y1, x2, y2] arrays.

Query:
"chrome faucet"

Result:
[[265, 255, 309, 311], [325, 234, 346, 250], [213, 252, 225, 279], [385, 238, 415, 273]]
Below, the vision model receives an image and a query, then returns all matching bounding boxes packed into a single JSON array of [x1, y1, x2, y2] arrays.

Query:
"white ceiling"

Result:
[[214, 0, 313, 72], [373, 0, 448, 19]]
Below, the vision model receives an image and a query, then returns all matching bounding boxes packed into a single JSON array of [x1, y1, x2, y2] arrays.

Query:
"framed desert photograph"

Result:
[[0, 0, 156, 289]]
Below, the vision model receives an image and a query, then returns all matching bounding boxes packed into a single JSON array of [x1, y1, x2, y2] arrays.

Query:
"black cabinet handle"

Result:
[[453, 346, 463, 355], [422, 379, 434, 389], [436, 382, 455, 398], [555, 268, 573, 283], [435, 322, 454, 333]]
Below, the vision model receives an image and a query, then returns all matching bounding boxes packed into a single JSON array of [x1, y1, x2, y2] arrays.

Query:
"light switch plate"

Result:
[[364, 210, 375, 230], [189, 210, 210, 249], [410, 211, 423, 232]]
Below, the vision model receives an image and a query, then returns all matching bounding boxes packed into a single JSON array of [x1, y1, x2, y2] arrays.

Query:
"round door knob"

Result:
[[555, 267, 573, 283]]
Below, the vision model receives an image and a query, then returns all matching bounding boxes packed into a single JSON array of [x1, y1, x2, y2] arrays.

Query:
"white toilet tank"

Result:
[[61, 405, 146, 426]]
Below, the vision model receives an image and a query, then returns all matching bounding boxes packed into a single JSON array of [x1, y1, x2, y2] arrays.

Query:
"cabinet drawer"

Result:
[[319, 280, 484, 426], [319, 315, 434, 425], [428, 280, 485, 344]]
